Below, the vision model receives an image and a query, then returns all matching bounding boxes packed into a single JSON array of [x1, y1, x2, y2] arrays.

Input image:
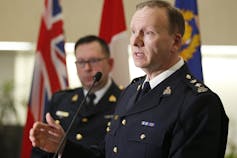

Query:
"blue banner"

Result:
[[175, 0, 204, 81]]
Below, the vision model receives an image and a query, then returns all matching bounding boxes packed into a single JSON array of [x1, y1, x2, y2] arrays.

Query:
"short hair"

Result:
[[74, 35, 110, 57], [136, 0, 185, 36]]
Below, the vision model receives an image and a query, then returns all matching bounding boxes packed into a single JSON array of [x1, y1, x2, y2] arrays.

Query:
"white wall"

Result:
[[201, 46, 237, 151]]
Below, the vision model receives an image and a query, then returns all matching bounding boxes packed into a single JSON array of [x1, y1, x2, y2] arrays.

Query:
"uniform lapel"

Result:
[[79, 81, 119, 117], [125, 84, 164, 116], [116, 81, 141, 116], [124, 64, 188, 116]]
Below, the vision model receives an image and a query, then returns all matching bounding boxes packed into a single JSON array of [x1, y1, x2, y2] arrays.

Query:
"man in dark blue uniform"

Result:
[[30, 35, 122, 158], [29, 1, 229, 158]]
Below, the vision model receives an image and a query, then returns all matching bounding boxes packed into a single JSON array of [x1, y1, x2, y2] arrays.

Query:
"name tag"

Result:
[[104, 115, 114, 119], [141, 121, 155, 127], [56, 110, 69, 118]]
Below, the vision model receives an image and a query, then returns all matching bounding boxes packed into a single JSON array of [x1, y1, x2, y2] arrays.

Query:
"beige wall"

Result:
[[0, 0, 237, 45], [1, 0, 237, 155]]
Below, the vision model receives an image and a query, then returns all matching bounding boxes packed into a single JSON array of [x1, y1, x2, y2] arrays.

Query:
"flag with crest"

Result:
[[20, 0, 68, 157], [175, 0, 204, 81]]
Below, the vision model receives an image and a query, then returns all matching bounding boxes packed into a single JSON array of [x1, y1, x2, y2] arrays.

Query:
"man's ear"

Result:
[[108, 58, 114, 71], [171, 33, 182, 53]]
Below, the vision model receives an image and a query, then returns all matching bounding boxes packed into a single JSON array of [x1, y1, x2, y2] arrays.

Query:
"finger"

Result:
[[32, 121, 51, 131], [46, 113, 60, 129], [29, 120, 63, 153], [29, 125, 49, 147], [46, 113, 55, 124], [29, 128, 39, 147], [46, 113, 65, 135], [30, 122, 56, 142]]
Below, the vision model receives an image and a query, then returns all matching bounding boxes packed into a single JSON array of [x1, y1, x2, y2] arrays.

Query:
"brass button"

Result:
[[109, 95, 117, 102], [122, 119, 126, 125], [106, 127, 110, 132], [140, 133, 146, 140], [81, 117, 88, 123], [114, 115, 119, 120], [107, 121, 111, 126], [55, 120, 60, 124], [76, 133, 83, 141], [113, 146, 118, 153]]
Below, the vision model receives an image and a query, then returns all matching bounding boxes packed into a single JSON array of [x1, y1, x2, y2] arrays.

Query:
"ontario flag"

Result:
[[175, 0, 204, 81], [99, 0, 130, 86], [20, 0, 68, 157]]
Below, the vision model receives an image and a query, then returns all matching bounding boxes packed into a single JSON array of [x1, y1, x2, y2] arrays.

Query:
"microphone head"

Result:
[[93, 72, 102, 82]]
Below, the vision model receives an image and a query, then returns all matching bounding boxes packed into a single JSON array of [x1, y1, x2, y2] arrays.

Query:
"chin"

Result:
[[134, 62, 145, 68]]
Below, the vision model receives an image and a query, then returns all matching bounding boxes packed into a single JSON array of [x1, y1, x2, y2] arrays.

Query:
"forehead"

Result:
[[130, 7, 169, 29]]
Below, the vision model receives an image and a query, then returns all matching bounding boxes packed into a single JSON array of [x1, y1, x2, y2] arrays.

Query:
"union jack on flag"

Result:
[[20, 0, 68, 157]]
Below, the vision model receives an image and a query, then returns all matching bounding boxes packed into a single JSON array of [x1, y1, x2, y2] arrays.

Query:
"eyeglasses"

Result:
[[75, 57, 108, 68]]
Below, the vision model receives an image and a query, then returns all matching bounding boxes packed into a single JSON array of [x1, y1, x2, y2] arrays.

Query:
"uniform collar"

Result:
[[83, 78, 112, 104], [144, 58, 184, 89]]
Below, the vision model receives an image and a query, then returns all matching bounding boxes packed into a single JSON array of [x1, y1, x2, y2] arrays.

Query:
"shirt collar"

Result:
[[84, 78, 112, 104], [144, 58, 184, 89]]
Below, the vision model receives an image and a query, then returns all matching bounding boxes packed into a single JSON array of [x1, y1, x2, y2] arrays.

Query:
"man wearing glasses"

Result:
[[31, 35, 123, 158]]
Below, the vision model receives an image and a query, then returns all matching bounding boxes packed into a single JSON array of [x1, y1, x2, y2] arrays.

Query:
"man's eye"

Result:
[[78, 61, 86, 64], [145, 31, 153, 35], [90, 59, 98, 63], [131, 30, 136, 34]]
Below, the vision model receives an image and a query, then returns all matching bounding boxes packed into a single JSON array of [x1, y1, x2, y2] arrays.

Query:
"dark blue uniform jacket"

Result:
[[31, 80, 122, 158], [62, 63, 229, 158]]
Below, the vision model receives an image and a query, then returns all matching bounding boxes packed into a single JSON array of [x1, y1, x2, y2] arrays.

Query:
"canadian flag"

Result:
[[99, 0, 130, 86]]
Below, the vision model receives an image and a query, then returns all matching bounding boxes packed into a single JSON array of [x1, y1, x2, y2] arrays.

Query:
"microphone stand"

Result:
[[52, 72, 102, 158]]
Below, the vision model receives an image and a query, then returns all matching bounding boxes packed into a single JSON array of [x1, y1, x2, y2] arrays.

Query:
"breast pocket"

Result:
[[126, 121, 165, 158]]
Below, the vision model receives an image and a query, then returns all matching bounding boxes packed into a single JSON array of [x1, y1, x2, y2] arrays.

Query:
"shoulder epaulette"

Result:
[[55, 87, 80, 94], [131, 75, 146, 84], [184, 73, 209, 93]]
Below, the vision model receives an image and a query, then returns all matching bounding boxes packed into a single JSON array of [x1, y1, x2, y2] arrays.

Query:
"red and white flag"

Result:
[[99, 0, 130, 86], [20, 0, 68, 157]]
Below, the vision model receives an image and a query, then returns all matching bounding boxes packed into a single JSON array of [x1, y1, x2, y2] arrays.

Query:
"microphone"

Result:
[[93, 71, 102, 82], [52, 72, 102, 158]]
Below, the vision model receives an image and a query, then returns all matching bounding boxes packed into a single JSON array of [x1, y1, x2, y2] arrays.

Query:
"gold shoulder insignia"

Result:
[[197, 86, 208, 93], [186, 74, 192, 79], [185, 73, 208, 93], [72, 94, 78, 102]]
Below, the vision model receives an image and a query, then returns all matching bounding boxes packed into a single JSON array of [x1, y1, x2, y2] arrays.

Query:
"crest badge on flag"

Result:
[[175, 0, 204, 81]]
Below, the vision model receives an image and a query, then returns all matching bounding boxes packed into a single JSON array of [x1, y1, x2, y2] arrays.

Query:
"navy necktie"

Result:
[[87, 93, 96, 106], [136, 82, 151, 102]]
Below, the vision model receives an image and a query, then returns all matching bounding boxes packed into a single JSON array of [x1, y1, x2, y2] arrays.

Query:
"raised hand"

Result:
[[29, 113, 65, 153]]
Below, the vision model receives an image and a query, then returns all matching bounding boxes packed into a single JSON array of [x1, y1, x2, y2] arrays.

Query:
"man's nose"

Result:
[[133, 34, 144, 47], [84, 62, 92, 70]]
